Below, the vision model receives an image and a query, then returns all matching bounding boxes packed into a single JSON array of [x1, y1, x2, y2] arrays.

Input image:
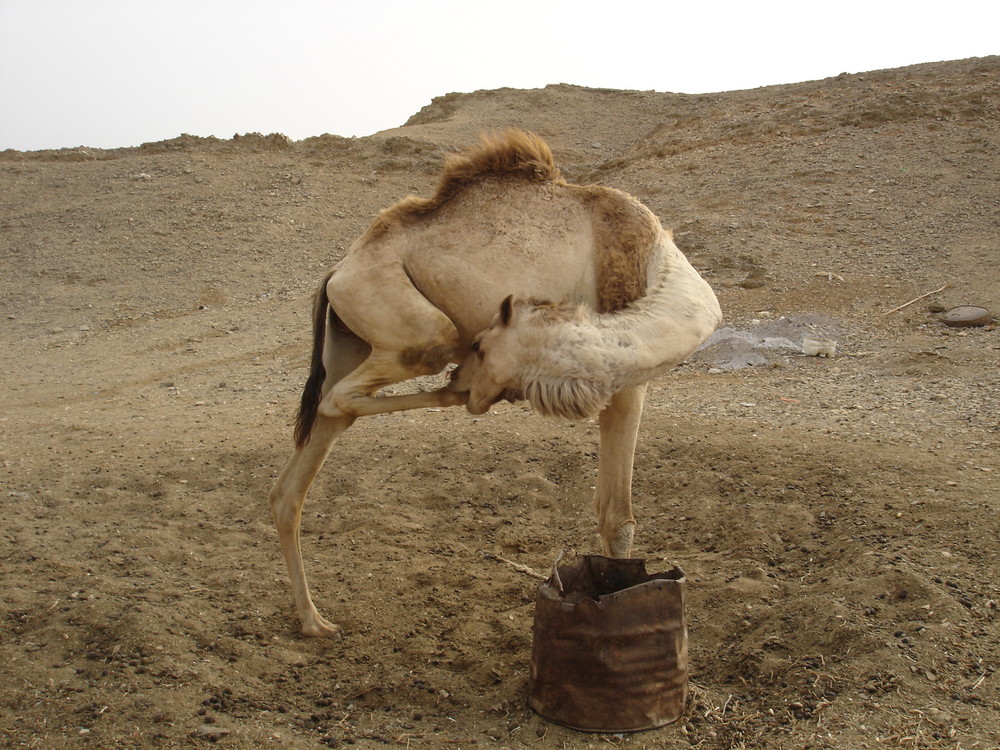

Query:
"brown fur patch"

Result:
[[519, 299, 578, 323], [399, 344, 458, 374], [362, 130, 563, 240], [576, 186, 660, 313]]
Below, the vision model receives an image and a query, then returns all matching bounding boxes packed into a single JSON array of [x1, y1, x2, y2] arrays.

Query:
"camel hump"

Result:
[[362, 130, 563, 240], [440, 129, 562, 188]]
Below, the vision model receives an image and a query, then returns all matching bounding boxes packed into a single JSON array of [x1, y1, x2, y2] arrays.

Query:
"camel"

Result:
[[269, 130, 722, 637]]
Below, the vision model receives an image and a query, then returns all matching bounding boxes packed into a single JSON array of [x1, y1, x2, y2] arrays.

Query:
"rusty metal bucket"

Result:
[[527, 554, 688, 732]]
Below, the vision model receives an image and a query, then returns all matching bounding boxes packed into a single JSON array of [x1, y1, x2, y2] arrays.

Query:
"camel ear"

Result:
[[499, 295, 514, 326]]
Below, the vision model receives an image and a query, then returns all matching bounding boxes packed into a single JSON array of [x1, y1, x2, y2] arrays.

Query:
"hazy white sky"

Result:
[[1, 0, 996, 151]]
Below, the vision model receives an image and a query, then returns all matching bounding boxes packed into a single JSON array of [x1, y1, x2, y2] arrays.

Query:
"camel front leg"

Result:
[[594, 384, 647, 557], [269, 413, 354, 637]]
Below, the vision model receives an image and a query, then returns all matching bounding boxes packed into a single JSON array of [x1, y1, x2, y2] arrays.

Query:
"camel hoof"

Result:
[[301, 613, 343, 639]]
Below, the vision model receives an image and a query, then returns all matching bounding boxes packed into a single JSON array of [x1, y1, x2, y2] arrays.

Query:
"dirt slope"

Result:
[[1, 56, 998, 749]]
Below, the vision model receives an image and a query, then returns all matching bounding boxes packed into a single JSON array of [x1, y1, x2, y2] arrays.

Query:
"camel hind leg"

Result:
[[271, 265, 469, 637], [269, 321, 367, 637], [270, 413, 355, 637], [594, 384, 647, 557]]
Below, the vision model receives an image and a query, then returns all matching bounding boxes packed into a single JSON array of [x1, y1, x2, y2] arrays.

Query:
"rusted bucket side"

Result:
[[528, 556, 687, 733]]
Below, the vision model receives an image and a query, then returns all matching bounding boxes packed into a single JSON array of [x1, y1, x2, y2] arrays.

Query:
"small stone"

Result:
[[193, 724, 229, 740]]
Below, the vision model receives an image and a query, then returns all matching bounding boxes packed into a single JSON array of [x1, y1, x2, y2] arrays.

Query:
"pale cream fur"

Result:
[[457, 230, 722, 419], [269, 131, 721, 637]]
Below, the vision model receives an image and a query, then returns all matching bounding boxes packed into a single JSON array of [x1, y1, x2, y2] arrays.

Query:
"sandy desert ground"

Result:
[[1, 56, 998, 749]]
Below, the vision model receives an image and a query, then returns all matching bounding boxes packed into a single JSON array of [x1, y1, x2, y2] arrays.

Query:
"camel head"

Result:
[[451, 295, 532, 415], [451, 295, 612, 420]]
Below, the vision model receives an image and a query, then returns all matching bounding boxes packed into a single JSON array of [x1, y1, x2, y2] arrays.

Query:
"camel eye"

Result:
[[471, 341, 481, 354]]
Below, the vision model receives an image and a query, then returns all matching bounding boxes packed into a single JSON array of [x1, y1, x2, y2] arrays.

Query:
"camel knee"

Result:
[[317, 393, 347, 419], [318, 386, 363, 419], [269, 482, 303, 532]]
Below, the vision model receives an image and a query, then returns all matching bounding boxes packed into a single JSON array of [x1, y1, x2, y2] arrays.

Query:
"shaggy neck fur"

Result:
[[514, 232, 722, 420]]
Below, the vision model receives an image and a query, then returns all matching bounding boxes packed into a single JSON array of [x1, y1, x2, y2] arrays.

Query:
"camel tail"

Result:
[[294, 272, 334, 447]]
